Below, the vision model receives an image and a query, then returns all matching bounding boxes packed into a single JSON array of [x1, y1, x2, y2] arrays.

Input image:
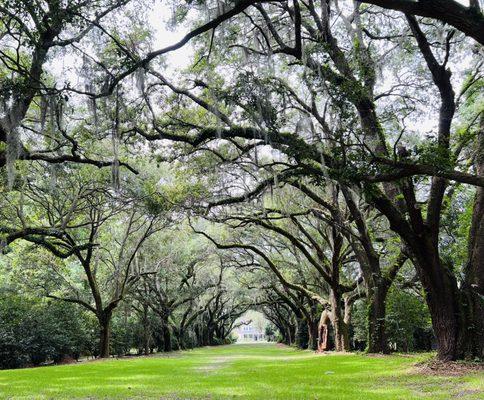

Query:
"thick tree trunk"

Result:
[[401, 222, 481, 360], [177, 327, 185, 350], [290, 323, 297, 346], [286, 324, 295, 346], [307, 318, 319, 351], [329, 287, 350, 351], [424, 272, 460, 360], [459, 116, 484, 359], [460, 265, 484, 359], [98, 315, 111, 358], [207, 325, 215, 346], [318, 310, 331, 352], [162, 323, 172, 352], [194, 325, 201, 347], [283, 332, 289, 345], [366, 284, 389, 354], [413, 239, 462, 361]]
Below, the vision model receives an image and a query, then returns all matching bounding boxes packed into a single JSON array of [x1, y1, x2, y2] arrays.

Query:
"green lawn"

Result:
[[0, 343, 482, 399]]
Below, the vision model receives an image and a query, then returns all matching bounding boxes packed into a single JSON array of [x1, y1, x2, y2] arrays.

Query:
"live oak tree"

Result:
[[197, 222, 326, 350], [198, 187, 359, 351], [0, 0, 137, 172], [132, 228, 222, 351], [1, 165, 161, 357], [125, 1, 482, 360], [207, 142, 411, 352]]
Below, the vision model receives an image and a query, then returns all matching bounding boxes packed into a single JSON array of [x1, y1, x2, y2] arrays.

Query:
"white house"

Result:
[[235, 323, 265, 342]]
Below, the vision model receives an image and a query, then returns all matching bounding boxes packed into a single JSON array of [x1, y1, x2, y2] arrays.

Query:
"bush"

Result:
[[265, 324, 276, 341], [0, 290, 94, 369], [0, 292, 31, 369]]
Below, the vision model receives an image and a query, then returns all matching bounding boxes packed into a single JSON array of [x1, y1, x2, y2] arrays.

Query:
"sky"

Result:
[[147, 0, 194, 69]]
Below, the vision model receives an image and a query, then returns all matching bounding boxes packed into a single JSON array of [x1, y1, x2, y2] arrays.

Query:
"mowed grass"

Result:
[[0, 343, 482, 400]]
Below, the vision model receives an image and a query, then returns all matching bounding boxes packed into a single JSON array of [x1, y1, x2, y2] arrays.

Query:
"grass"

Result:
[[0, 343, 482, 399]]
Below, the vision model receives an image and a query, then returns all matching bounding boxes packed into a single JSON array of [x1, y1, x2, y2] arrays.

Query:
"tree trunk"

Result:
[[307, 318, 319, 351], [424, 271, 460, 361], [285, 324, 295, 346], [195, 325, 201, 347], [341, 186, 389, 353], [288, 323, 296, 345], [318, 310, 331, 352], [401, 220, 481, 360], [142, 306, 150, 355], [412, 237, 462, 361], [366, 283, 389, 354], [98, 315, 111, 358], [162, 322, 172, 352], [329, 287, 350, 351], [177, 327, 185, 350], [206, 325, 215, 346], [143, 329, 150, 356], [459, 115, 484, 359], [412, 200, 484, 362]]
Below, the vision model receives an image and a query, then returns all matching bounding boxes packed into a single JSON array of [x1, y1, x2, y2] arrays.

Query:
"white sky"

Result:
[[147, 0, 193, 69]]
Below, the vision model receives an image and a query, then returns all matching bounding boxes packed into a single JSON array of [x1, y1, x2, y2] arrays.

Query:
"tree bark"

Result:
[[98, 314, 112, 358], [162, 320, 172, 352], [286, 323, 295, 346], [361, 0, 484, 45], [366, 283, 389, 354], [177, 327, 185, 350], [409, 234, 462, 361], [329, 287, 350, 351], [318, 310, 331, 352], [307, 318, 319, 351], [458, 114, 484, 359]]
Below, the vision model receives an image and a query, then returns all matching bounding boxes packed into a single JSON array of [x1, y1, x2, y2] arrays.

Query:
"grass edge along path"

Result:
[[0, 343, 482, 400]]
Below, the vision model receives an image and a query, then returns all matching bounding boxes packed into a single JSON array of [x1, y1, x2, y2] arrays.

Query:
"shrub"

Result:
[[0, 290, 94, 369]]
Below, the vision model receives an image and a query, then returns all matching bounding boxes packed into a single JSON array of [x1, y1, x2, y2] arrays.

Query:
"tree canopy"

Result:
[[0, 0, 482, 365]]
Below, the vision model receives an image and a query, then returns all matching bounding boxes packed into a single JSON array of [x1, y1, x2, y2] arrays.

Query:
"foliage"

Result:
[[385, 288, 432, 352], [0, 290, 94, 369]]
